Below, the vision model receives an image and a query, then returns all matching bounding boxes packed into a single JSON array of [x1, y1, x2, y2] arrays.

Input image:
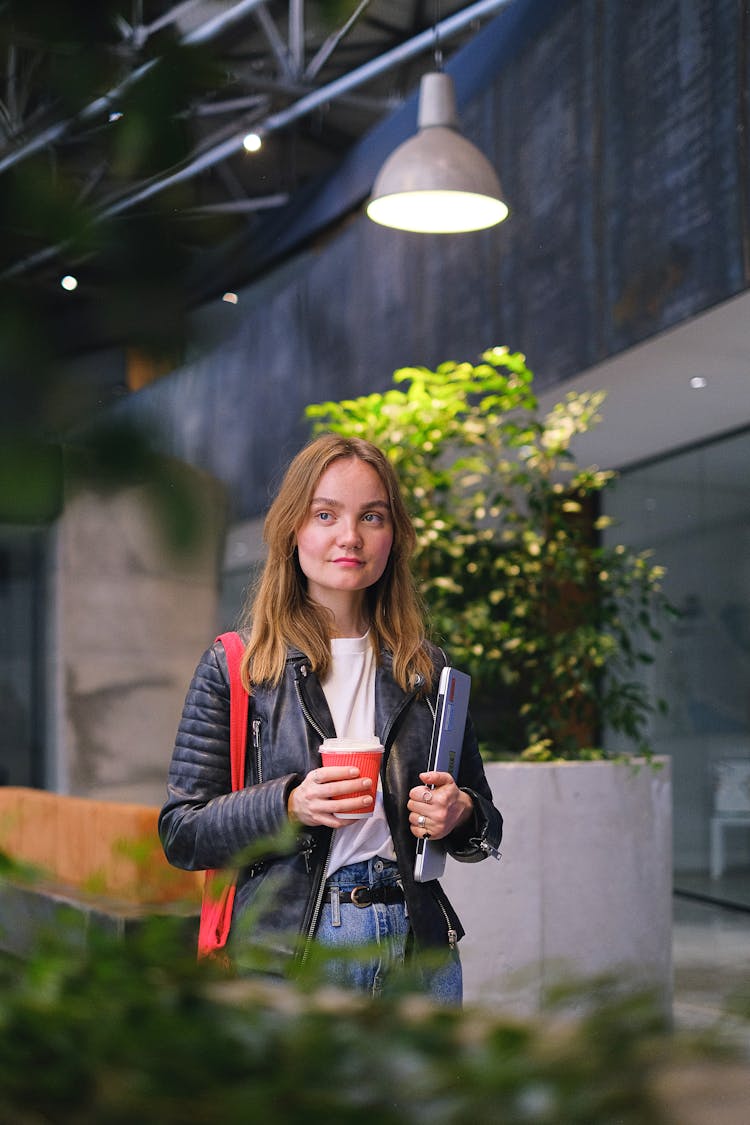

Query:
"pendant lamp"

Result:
[[366, 71, 508, 234]]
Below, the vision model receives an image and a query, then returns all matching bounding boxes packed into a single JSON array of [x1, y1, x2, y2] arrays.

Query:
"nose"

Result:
[[337, 519, 363, 549]]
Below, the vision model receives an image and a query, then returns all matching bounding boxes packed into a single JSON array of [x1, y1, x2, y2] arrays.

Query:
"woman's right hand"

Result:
[[287, 766, 373, 827]]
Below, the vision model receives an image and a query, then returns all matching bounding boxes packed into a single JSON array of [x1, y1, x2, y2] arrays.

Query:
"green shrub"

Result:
[[307, 349, 672, 759]]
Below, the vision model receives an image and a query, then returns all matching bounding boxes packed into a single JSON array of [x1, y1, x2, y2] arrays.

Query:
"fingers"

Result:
[[407, 791, 443, 840], [288, 765, 374, 827], [411, 814, 434, 841], [408, 773, 455, 811], [407, 772, 468, 841], [419, 770, 455, 790]]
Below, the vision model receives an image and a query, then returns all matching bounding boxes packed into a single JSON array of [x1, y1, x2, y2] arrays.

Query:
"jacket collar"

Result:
[[285, 644, 423, 750]]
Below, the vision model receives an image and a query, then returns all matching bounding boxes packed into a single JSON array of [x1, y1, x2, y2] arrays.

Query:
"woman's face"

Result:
[[295, 457, 394, 612]]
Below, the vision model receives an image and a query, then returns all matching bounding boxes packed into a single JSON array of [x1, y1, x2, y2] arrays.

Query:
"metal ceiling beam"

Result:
[[101, 0, 513, 218], [192, 94, 270, 117], [289, 0, 305, 77], [1, 0, 513, 281], [185, 194, 290, 213], [181, 0, 269, 45], [0, 0, 269, 177], [254, 4, 297, 81], [134, 0, 206, 46], [305, 0, 372, 80], [209, 72, 394, 112]]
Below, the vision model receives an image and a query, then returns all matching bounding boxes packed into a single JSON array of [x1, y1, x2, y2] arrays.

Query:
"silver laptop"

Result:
[[413, 666, 471, 883]]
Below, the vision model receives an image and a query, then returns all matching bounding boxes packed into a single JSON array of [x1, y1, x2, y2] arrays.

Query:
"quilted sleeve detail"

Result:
[[158, 644, 301, 870]]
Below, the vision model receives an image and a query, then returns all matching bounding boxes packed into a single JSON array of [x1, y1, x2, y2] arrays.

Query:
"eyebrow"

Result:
[[310, 496, 391, 511]]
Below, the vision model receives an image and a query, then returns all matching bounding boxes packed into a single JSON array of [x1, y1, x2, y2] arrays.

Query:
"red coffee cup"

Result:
[[319, 737, 384, 819]]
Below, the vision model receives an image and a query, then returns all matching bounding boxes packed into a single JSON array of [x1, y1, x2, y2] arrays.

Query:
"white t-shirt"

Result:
[[322, 632, 396, 875]]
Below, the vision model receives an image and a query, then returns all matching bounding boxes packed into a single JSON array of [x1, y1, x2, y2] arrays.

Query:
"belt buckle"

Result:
[[350, 885, 371, 907]]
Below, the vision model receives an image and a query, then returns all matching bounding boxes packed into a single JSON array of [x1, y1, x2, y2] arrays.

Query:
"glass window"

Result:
[[603, 429, 750, 908]]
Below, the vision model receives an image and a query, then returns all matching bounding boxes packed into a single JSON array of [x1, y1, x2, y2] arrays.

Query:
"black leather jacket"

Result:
[[159, 640, 502, 970]]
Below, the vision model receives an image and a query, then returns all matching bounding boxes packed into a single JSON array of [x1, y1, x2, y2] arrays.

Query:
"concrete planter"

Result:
[[442, 758, 673, 1015]]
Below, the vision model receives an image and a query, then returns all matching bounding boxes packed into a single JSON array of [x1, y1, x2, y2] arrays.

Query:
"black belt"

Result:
[[329, 884, 404, 908]]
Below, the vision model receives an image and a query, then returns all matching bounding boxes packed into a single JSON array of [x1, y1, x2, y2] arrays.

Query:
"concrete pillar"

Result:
[[52, 460, 226, 805]]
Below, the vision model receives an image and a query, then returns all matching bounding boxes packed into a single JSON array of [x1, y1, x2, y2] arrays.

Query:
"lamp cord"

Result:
[[432, 0, 443, 71]]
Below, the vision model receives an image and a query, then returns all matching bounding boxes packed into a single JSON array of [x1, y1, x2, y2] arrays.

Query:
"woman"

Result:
[[159, 434, 502, 1003]]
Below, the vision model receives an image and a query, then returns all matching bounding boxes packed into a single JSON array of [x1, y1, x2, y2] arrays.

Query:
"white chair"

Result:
[[709, 758, 750, 879]]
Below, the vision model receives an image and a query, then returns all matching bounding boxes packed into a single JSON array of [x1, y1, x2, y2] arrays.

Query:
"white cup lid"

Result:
[[320, 737, 384, 752]]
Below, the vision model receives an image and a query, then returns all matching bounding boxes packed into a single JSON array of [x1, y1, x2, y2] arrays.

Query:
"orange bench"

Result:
[[0, 787, 202, 909]]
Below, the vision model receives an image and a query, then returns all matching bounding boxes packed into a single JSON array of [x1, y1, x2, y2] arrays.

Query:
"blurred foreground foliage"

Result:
[[1, 839, 748, 1124], [0, 1, 224, 534], [0, 0, 223, 410], [0, 417, 215, 555], [0, 899, 744, 1125]]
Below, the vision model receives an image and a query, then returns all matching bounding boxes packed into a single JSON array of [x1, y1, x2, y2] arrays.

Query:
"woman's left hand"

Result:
[[407, 771, 473, 841]]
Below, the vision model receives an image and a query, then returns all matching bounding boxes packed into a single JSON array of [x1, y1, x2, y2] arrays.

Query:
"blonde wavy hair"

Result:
[[239, 434, 433, 692]]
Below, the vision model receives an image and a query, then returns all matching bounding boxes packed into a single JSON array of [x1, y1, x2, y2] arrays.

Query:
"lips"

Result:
[[332, 557, 364, 566]]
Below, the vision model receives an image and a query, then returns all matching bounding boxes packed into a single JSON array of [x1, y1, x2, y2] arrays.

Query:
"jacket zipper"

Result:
[[252, 718, 263, 784], [299, 833, 334, 968], [473, 836, 502, 860], [293, 667, 328, 740], [294, 663, 333, 966], [434, 894, 458, 949], [380, 674, 424, 750]]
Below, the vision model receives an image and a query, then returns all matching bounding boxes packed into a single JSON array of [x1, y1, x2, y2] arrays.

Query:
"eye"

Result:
[[315, 510, 333, 522], [362, 512, 383, 524]]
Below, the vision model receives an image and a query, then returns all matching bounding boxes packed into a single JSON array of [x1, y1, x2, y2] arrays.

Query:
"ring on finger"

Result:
[[423, 788, 433, 803], [417, 814, 427, 828]]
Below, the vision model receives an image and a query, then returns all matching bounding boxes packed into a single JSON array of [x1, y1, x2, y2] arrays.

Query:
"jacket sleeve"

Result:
[[445, 713, 503, 863], [158, 643, 302, 871]]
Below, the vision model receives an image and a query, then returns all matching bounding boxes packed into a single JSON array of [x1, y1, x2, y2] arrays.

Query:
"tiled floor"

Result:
[[672, 888, 750, 1052]]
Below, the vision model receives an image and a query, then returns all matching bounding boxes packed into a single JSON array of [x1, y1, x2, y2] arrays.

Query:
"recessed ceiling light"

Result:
[[689, 376, 707, 389], [60, 275, 78, 291]]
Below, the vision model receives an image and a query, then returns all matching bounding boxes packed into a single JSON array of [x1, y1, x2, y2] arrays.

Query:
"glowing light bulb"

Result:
[[61, 275, 78, 291], [243, 133, 262, 153]]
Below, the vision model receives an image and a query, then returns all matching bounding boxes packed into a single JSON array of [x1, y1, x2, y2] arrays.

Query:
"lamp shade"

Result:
[[366, 72, 509, 234]]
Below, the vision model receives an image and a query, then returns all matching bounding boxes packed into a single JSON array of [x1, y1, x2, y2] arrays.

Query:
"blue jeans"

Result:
[[313, 856, 462, 1005]]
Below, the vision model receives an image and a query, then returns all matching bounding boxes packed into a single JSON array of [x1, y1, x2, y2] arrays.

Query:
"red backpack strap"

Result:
[[216, 631, 249, 791], [197, 632, 249, 960]]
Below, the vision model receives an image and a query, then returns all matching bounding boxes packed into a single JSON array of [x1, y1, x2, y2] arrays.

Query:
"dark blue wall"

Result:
[[121, 0, 750, 519]]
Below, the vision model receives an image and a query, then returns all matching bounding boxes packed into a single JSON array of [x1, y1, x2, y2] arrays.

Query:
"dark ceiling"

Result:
[[0, 1, 508, 318]]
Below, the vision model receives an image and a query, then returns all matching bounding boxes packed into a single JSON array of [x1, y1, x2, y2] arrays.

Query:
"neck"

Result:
[[321, 592, 369, 638], [330, 616, 369, 639]]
